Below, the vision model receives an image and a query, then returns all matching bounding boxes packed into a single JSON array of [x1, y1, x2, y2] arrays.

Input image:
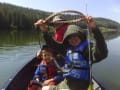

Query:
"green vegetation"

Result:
[[95, 18, 120, 32], [0, 2, 120, 32], [0, 3, 51, 30]]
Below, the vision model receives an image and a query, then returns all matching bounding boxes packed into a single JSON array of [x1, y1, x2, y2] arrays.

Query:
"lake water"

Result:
[[93, 36, 120, 90], [0, 31, 120, 90]]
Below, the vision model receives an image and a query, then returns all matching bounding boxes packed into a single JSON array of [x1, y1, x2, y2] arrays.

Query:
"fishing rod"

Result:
[[85, 1, 93, 90]]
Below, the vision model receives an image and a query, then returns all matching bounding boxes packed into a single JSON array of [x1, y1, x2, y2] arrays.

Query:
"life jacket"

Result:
[[47, 64, 57, 79], [63, 41, 90, 80], [40, 60, 57, 81]]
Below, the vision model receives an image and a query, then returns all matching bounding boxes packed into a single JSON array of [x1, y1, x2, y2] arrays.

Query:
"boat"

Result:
[[0, 57, 39, 90], [0, 56, 106, 90]]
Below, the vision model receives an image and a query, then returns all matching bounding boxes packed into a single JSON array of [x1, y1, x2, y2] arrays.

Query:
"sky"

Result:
[[0, 0, 120, 23]]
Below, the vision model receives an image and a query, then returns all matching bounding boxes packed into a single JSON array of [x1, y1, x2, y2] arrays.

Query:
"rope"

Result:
[[44, 10, 85, 24]]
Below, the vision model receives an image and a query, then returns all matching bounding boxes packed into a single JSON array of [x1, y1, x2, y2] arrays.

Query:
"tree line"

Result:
[[0, 3, 120, 31], [0, 3, 51, 30]]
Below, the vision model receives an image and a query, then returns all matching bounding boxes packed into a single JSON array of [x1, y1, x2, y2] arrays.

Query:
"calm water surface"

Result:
[[0, 45, 40, 86], [0, 31, 120, 90], [93, 36, 120, 90], [0, 31, 42, 87]]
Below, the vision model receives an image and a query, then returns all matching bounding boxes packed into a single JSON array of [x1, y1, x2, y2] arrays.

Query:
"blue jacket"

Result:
[[34, 62, 63, 83], [63, 41, 90, 80]]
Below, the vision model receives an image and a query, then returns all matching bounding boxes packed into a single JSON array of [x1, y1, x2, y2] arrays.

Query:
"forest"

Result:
[[0, 3, 120, 31]]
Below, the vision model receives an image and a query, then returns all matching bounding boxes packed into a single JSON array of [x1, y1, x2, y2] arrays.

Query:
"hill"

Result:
[[0, 2, 120, 31], [95, 18, 120, 32]]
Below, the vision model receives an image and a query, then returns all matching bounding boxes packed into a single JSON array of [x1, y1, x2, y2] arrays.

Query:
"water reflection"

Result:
[[0, 30, 44, 46], [103, 31, 120, 40]]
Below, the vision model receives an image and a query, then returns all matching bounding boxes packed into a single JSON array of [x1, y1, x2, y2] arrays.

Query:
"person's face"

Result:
[[42, 51, 52, 63], [68, 35, 81, 47]]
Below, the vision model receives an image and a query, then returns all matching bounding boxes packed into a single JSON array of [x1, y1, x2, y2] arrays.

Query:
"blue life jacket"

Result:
[[34, 64, 57, 82], [63, 41, 90, 80]]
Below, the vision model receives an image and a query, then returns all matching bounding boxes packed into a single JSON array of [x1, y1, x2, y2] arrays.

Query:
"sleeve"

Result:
[[91, 27, 108, 63], [33, 65, 41, 79], [84, 27, 108, 63], [53, 73, 64, 83]]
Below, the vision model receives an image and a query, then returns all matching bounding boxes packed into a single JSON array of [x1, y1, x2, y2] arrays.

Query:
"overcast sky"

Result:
[[0, 0, 120, 23]]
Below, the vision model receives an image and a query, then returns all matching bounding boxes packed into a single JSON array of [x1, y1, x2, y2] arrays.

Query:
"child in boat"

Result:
[[28, 45, 63, 90], [34, 16, 108, 90]]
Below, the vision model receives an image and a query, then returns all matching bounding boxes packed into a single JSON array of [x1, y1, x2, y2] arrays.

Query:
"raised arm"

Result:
[[84, 16, 108, 63]]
